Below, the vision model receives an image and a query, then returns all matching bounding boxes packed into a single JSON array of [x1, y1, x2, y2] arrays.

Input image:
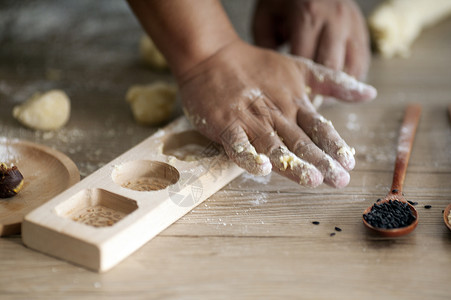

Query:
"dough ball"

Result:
[[139, 35, 168, 69], [13, 90, 71, 131], [126, 82, 177, 126], [369, 0, 451, 58]]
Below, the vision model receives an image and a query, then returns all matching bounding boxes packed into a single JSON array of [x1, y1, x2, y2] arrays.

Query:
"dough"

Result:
[[139, 35, 168, 69], [13, 89, 71, 131], [369, 0, 451, 58], [126, 81, 177, 126]]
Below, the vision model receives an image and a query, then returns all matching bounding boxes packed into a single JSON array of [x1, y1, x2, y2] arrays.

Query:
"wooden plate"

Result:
[[0, 139, 79, 236]]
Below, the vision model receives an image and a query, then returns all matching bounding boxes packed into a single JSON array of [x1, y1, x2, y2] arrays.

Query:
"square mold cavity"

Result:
[[55, 189, 138, 228]]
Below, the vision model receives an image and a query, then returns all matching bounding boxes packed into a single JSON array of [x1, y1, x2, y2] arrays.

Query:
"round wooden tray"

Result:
[[0, 139, 79, 236]]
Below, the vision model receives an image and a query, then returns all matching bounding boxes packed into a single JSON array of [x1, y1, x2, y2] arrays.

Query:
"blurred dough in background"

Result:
[[126, 81, 177, 126], [368, 0, 451, 58], [139, 35, 168, 69], [13, 90, 71, 131]]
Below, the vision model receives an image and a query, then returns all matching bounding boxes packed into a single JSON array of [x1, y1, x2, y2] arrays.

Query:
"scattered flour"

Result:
[[0, 139, 20, 164], [346, 113, 361, 131], [240, 172, 272, 185], [250, 193, 268, 206]]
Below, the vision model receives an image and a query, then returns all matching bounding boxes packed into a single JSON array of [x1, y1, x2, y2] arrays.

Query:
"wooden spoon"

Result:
[[445, 105, 451, 231], [363, 104, 422, 237], [444, 203, 451, 232]]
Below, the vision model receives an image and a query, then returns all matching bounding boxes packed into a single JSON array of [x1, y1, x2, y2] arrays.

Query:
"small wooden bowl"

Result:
[[444, 203, 451, 232]]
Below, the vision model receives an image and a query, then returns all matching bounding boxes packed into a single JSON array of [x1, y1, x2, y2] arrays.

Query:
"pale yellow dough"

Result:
[[139, 35, 168, 69], [13, 90, 71, 131], [369, 0, 451, 58], [126, 82, 177, 126]]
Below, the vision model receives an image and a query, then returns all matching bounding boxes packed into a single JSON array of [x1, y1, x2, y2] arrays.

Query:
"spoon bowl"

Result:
[[444, 203, 451, 232], [446, 107, 451, 232], [363, 192, 419, 237], [363, 104, 421, 236]]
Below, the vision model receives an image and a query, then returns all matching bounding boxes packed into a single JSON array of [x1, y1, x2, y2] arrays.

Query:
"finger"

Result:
[[274, 116, 350, 188], [344, 39, 370, 81], [290, 55, 377, 102], [344, 9, 371, 80], [295, 98, 356, 171], [314, 24, 346, 72], [289, 16, 322, 59], [268, 145, 323, 187], [240, 107, 323, 187], [220, 123, 272, 176]]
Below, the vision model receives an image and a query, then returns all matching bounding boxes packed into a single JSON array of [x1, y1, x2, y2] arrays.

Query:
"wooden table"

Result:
[[1, 1, 450, 299]]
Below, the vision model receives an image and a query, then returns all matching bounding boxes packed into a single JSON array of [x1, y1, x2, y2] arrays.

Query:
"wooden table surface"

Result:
[[1, 1, 450, 299]]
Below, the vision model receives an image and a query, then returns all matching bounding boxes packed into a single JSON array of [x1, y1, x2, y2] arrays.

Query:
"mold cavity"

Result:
[[162, 130, 221, 161], [55, 189, 138, 228], [112, 160, 179, 191]]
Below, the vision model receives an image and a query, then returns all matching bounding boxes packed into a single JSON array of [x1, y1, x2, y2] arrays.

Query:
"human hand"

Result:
[[178, 40, 376, 188], [252, 0, 370, 80]]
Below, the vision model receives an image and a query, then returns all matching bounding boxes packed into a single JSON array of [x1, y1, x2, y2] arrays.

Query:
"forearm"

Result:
[[127, 0, 239, 78]]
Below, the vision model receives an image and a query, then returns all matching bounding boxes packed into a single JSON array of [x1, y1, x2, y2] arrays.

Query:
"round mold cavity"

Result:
[[112, 160, 179, 191], [162, 130, 220, 161]]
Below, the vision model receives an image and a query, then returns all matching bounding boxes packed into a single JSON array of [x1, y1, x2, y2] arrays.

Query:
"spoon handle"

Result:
[[390, 104, 422, 193]]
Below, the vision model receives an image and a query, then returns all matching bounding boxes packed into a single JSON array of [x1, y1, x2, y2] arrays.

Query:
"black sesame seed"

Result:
[[312, 221, 320, 225], [330, 233, 336, 236], [376, 198, 382, 202], [335, 227, 342, 232], [392, 189, 399, 193], [363, 200, 416, 229], [424, 205, 432, 209]]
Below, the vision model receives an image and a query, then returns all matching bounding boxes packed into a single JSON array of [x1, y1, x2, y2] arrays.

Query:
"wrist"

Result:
[[168, 29, 240, 80], [128, 0, 239, 79]]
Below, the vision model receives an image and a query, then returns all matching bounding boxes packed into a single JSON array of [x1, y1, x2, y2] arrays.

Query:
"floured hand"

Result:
[[178, 40, 376, 188]]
